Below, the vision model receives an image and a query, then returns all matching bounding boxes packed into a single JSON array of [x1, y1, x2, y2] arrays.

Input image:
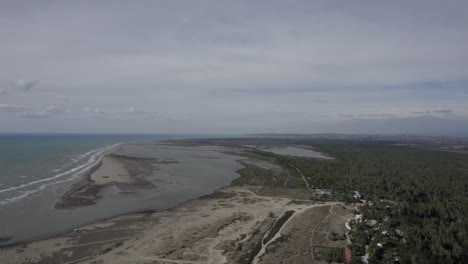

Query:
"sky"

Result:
[[0, 0, 467, 135]]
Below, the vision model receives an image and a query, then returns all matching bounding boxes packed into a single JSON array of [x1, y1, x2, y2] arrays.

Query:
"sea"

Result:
[[0, 133, 243, 245]]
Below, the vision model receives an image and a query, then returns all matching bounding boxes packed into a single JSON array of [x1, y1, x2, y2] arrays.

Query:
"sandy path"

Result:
[[291, 164, 313, 191]]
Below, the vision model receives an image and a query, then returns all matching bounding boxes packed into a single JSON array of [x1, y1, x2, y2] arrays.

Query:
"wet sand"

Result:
[[89, 156, 131, 185], [0, 141, 351, 264], [55, 154, 176, 209], [0, 186, 351, 264]]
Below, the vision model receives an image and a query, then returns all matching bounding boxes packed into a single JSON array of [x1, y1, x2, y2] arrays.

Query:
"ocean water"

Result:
[[0, 134, 243, 245], [0, 134, 174, 206]]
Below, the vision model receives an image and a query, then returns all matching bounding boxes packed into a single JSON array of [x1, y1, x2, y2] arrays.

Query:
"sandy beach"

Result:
[[0, 141, 352, 263], [89, 156, 131, 185], [55, 154, 175, 209], [0, 186, 351, 264]]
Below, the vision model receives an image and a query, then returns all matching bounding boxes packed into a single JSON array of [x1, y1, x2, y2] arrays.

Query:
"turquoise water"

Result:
[[0, 134, 244, 245]]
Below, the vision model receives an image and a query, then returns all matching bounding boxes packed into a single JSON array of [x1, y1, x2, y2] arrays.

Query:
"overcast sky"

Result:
[[1, 0, 467, 135]]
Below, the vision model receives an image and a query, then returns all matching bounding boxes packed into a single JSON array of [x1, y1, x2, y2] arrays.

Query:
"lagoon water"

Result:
[[264, 146, 333, 159], [0, 134, 243, 245]]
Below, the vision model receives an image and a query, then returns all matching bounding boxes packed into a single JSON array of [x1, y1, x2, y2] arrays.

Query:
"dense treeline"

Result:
[[270, 143, 468, 264]]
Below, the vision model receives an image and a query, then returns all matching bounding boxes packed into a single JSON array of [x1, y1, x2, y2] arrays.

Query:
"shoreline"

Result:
[[0, 141, 352, 263], [55, 153, 176, 209], [0, 187, 227, 249], [0, 185, 351, 264], [2, 140, 242, 247]]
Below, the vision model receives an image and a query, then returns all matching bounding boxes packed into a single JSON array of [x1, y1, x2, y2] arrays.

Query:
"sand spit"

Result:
[[55, 154, 177, 209], [90, 156, 131, 185], [0, 186, 351, 264]]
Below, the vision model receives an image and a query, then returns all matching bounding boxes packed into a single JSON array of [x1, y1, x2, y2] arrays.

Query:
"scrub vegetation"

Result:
[[251, 141, 468, 264]]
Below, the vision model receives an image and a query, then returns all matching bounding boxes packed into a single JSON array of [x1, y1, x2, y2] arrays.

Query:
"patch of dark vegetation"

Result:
[[202, 137, 468, 263], [262, 210, 295, 245], [280, 142, 468, 264], [238, 211, 296, 264], [313, 246, 345, 263], [229, 219, 275, 264], [199, 190, 237, 200], [232, 161, 303, 188], [264, 234, 289, 254], [244, 236, 263, 264]]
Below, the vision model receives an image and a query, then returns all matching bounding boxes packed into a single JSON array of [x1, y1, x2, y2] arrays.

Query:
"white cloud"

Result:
[[55, 95, 70, 101], [0, 1, 467, 134], [358, 114, 396, 119], [82, 107, 103, 114], [0, 103, 25, 112], [411, 111, 431, 115], [45, 105, 65, 114], [338, 114, 355, 118], [153, 113, 191, 122], [20, 112, 49, 118], [13, 80, 36, 91]]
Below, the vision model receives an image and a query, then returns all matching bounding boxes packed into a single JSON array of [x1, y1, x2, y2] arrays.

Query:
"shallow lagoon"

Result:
[[0, 142, 244, 244], [264, 146, 332, 159]]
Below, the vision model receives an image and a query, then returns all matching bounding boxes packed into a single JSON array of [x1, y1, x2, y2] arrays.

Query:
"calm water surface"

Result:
[[0, 134, 242, 245]]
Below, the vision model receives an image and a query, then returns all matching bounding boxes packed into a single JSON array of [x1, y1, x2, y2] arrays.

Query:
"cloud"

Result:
[[20, 112, 50, 118], [83, 107, 104, 114], [153, 113, 191, 122], [55, 95, 70, 101], [0, 1, 467, 134], [433, 108, 455, 116], [44, 105, 65, 114], [324, 115, 468, 136], [86, 106, 192, 122], [357, 114, 396, 118], [17, 105, 67, 118], [411, 111, 431, 115], [124, 107, 148, 115], [434, 109, 454, 114], [0, 80, 36, 95], [0, 103, 25, 113], [13, 80, 36, 91]]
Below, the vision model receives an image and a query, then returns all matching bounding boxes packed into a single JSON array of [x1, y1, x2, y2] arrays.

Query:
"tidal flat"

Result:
[[0, 141, 246, 245]]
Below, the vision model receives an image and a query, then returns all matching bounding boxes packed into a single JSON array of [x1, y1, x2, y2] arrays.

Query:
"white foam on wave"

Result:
[[0, 143, 121, 204], [0, 176, 81, 206], [54, 147, 107, 171], [76, 147, 107, 160]]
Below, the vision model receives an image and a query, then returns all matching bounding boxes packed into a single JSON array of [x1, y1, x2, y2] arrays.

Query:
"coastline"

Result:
[[55, 154, 176, 209], [0, 185, 351, 264], [0, 141, 352, 264]]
